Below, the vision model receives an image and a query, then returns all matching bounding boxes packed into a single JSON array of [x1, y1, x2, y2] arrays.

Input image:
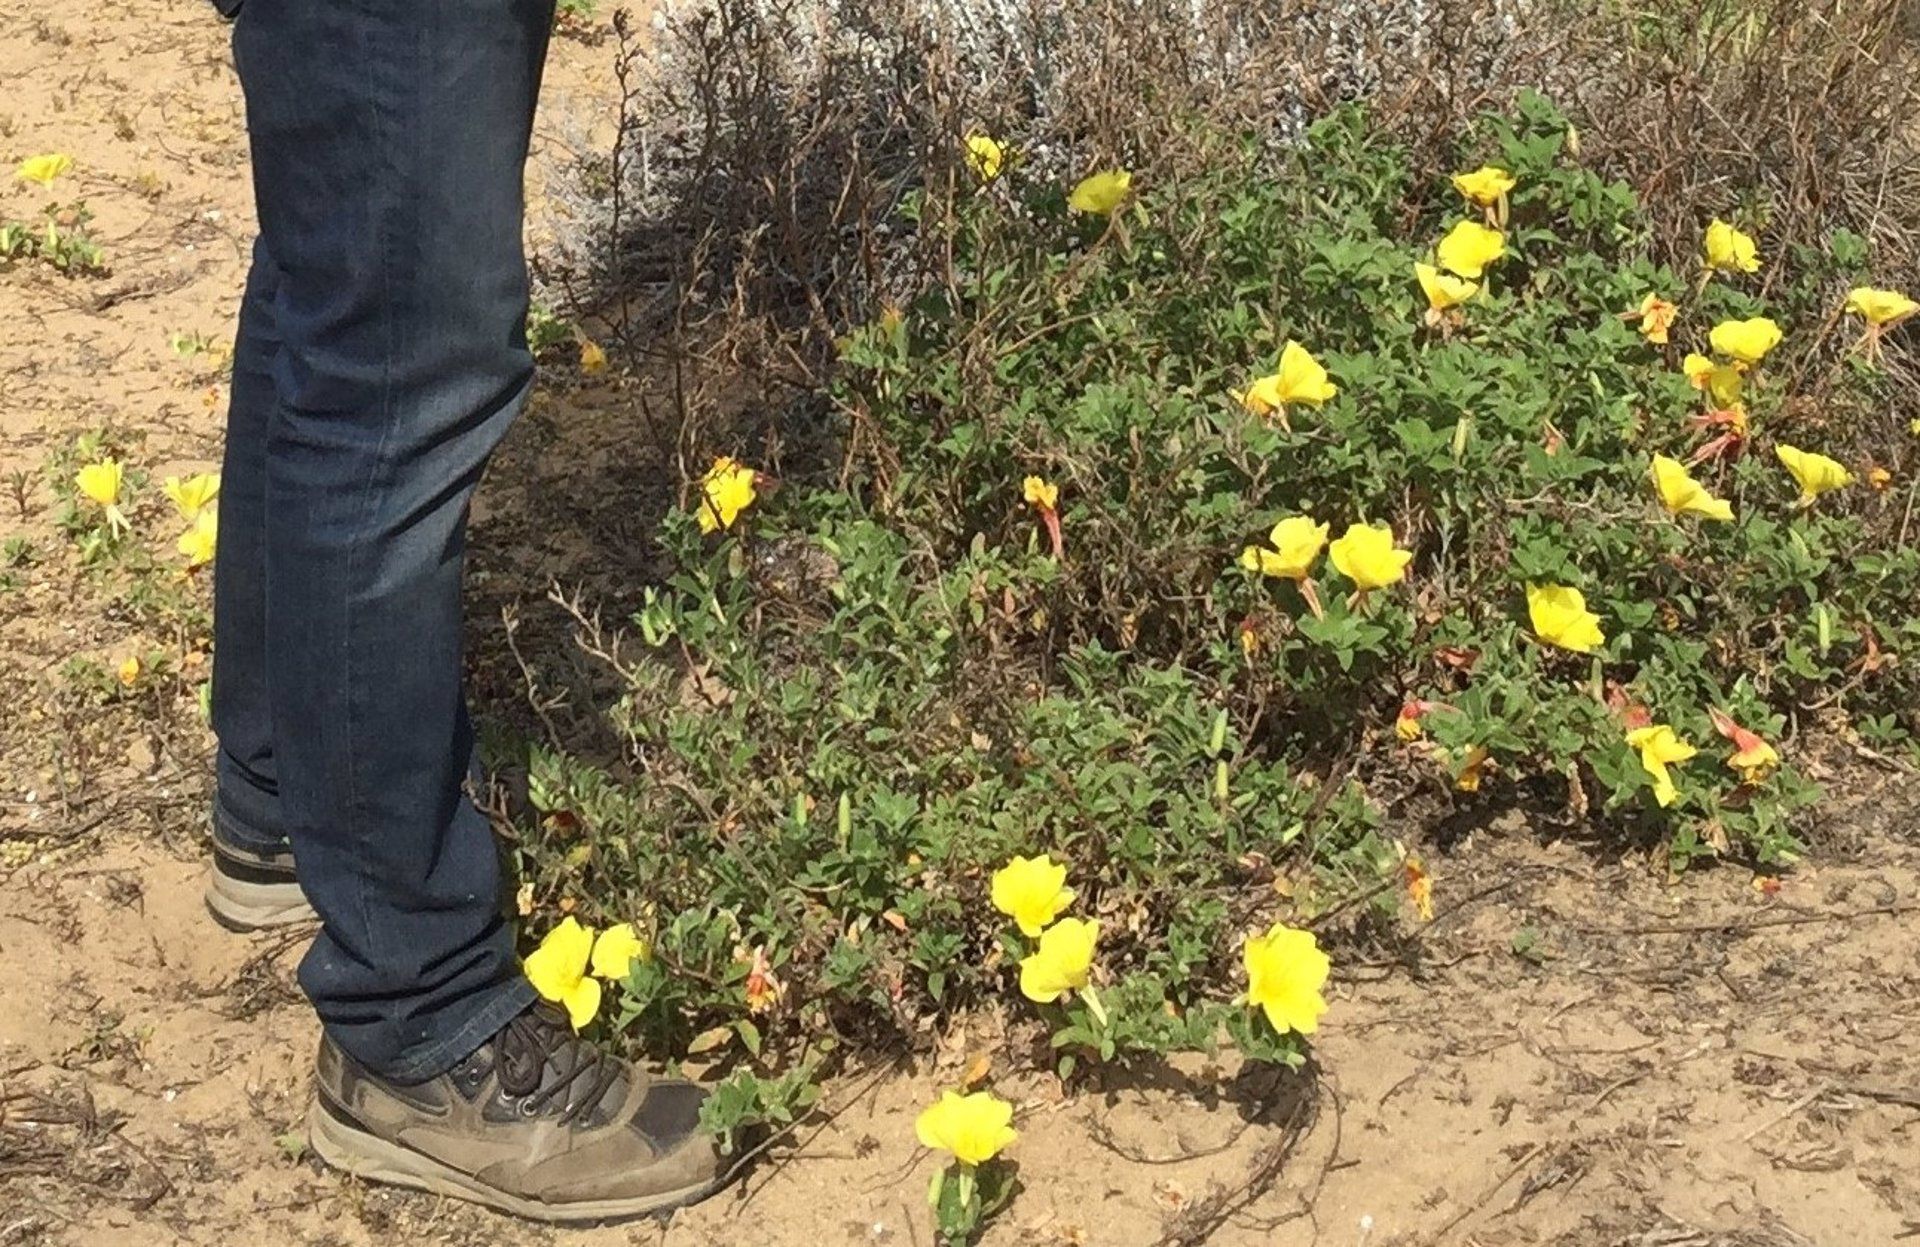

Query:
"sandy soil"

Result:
[[3, 4, 1919, 1246]]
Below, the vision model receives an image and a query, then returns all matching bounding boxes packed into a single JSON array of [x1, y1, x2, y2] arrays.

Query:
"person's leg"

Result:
[[231, 0, 544, 1082], [205, 238, 316, 930]]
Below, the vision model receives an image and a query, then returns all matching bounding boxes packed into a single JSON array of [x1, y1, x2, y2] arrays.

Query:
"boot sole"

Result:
[[307, 1099, 724, 1224], [203, 868, 317, 932]]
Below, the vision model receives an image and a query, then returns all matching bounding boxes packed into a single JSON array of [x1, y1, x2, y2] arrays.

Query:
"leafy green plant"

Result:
[[512, 96, 1915, 1090]]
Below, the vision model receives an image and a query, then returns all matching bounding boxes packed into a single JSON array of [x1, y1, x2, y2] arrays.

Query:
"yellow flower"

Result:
[[1868, 465, 1892, 491], [75, 459, 123, 508], [1415, 262, 1478, 313], [1624, 724, 1697, 808], [1637, 294, 1678, 346], [964, 134, 1006, 181], [15, 153, 73, 188], [117, 656, 141, 687], [1450, 165, 1515, 207], [1703, 219, 1760, 274], [579, 337, 608, 374], [1453, 744, 1491, 792], [523, 916, 604, 1030], [1067, 169, 1131, 216], [1682, 352, 1744, 408], [1845, 287, 1918, 327], [1435, 220, 1505, 279], [1241, 924, 1329, 1036], [178, 509, 218, 567], [696, 456, 757, 533], [1018, 917, 1099, 1003], [1710, 708, 1780, 785], [1021, 475, 1058, 512], [1526, 584, 1605, 654], [915, 1091, 1017, 1167], [589, 923, 651, 980], [1328, 522, 1412, 591], [1649, 454, 1733, 521], [1271, 340, 1337, 406], [989, 855, 1074, 938], [162, 472, 221, 522], [1774, 444, 1853, 505], [1709, 317, 1783, 365], [1239, 516, 1328, 581]]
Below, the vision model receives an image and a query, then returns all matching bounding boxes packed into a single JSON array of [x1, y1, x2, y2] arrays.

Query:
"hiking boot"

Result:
[[203, 829, 316, 931], [308, 1002, 730, 1223]]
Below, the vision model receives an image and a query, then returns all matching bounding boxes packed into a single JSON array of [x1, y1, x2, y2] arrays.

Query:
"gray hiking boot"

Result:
[[203, 831, 317, 931], [308, 1002, 729, 1223]]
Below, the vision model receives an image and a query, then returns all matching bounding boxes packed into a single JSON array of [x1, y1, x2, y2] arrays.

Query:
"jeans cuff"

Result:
[[212, 793, 288, 855], [374, 976, 538, 1085]]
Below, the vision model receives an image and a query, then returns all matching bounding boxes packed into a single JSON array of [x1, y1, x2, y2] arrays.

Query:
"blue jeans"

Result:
[[212, 0, 551, 1081]]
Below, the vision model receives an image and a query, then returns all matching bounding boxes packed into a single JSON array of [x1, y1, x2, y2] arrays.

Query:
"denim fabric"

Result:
[[213, 0, 553, 1081]]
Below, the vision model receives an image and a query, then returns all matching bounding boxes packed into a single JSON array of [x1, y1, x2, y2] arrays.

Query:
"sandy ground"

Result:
[[3, 3, 1920, 1245]]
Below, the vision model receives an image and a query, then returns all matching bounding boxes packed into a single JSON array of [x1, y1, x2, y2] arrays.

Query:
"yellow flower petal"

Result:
[[1272, 340, 1338, 406], [1327, 522, 1412, 591], [1435, 220, 1505, 280], [1626, 724, 1697, 808], [1775, 444, 1853, 505], [1703, 219, 1760, 273], [562, 976, 604, 1031], [1450, 165, 1515, 207], [75, 460, 123, 508], [1242, 924, 1329, 1036], [1416, 262, 1477, 312], [1067, 169, 1131, 216], [1021, 475, 1059, 512], [1649, 454, 1733, 521], [915, 1090, 1017, 1166], [696, 456, 758, 533], [590, 923, 651, 980], [178, 509, 219, 567], [1017, 918, 1099, 1003], [989, 855, 1074, 938], [163, 472, 221, 522], [1526, 584, 1605, 654], [15, 153, 73, 188], [524, 915, 596, 1010], [1709, 317, 1783, 365], [1845, 287, 1918, 327], [1637, 294, 1677, 346], [964, 134, 1006, 181]]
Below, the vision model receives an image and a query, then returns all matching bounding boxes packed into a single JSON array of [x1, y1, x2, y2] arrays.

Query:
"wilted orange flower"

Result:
[[1634, 294, 1678, 345], [1403, 855, 1434, 921]]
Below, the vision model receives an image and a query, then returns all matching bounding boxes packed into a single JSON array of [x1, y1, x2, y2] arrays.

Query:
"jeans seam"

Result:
[[380, 977, 536, 1084], [212, 798, 285, 853]]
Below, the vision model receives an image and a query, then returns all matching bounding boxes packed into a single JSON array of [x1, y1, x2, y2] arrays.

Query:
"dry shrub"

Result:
[[539, 0, 1919, 444]]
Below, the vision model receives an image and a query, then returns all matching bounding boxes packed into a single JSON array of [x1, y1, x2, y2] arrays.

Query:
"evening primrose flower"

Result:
[[915, 1090, 1017, 1166], [1527, 584, 1605, 654], [589, 923, 651, 980], [1845, 287, 1917, 327], [1017, 917, 1099, 1004], [75, 459, 130, 534], [696, 456, 757, 533], [1240, 516, 1328, 581], [15, 153, 72, 188], [1067, 169, 1131, 216], [1450, 165, 1515, 207], [1775, 444, 1854, 505], [1241, 923, 1329, 1036], [1435, 220, 1505, 279], [524, 917, 604, 1030], [1636, 294, 1678, 346], [162, 472, 221, 522], [989, 855, 1074, 938], [1416, 262, 1478, 319], [963, 134, 1006, 181], [1328, 522, 1412, 592], [1624, 724, 1697, 808], [1703, 219, 1760, 274], [1708, 708, 1779, 785], [1453, 744, 1492, 792], [1709, 317, 1783, 366], [1649, 454, 1733, 521], [1683, 352, 1745, 409], [178, 509, 218, 568]]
